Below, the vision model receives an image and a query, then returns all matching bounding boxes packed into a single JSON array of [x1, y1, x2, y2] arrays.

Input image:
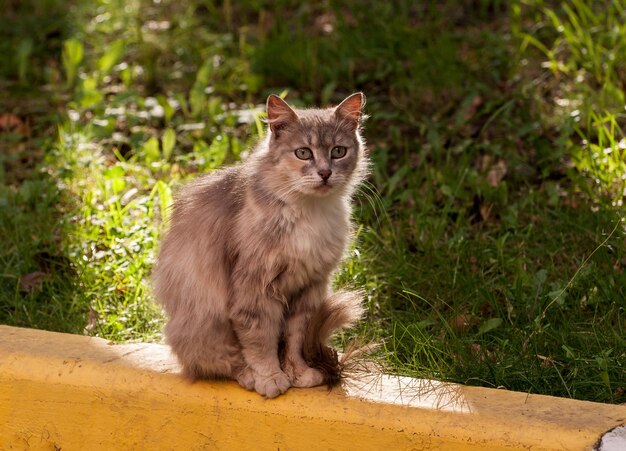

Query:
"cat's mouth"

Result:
[[313, 181, 333, 194]]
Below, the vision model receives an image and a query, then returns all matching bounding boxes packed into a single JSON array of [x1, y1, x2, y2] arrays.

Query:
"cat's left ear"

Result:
[[334, 92, 366, 129], [267, 95, 298, 137]]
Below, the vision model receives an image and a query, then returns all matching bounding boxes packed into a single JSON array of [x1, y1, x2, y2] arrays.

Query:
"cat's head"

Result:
[[260, 93, 367, 199]]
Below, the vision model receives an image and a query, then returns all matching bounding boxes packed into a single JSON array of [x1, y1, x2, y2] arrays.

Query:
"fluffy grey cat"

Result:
[[153, 93, 367, 398]]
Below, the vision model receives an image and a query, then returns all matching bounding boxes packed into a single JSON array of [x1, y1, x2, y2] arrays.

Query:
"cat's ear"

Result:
[[266, 95, 298, 137], [334, 92, 366, 128]]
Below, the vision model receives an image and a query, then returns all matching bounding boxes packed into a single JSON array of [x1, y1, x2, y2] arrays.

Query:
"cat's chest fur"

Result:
[[243, 193, 350, 295], [285, 200, 346, 255], [278, 200, 348, 292]]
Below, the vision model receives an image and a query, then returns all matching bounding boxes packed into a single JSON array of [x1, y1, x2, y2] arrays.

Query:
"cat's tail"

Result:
[[302, 289, 365, 386]]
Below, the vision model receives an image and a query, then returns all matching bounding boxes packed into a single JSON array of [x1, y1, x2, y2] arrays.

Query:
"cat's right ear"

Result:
[[266, 95, 298, 138]]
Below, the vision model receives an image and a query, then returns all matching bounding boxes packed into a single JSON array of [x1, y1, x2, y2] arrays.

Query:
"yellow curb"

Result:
[[0, 325, 624, 450]]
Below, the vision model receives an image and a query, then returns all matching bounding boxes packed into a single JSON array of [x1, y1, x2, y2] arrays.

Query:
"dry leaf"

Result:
[[480, 154, 492, 171], [450, 314, 474, 334], [0, 113, 23, 130], [487, 159, 507, 187], [84, 306, 99, 334], [19, 271, 48, 292], [0, 113, 30, 135], [314, 13, 336, 34], [479, 203, 493, 222], [470, 343, 494, 362], [464, 95, 483, 121], [562, 196, 580, 209], [538, 354, 556, 368]]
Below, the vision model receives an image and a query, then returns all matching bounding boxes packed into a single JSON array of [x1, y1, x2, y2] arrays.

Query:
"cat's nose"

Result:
[[318, 169, 332, 180]]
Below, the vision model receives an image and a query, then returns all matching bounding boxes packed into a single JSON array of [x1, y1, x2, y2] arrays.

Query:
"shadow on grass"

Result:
[[0, 0, 71, 82], [0, 162, 87, 333], [358, 196, 625, 403], [0, 0, 86, 333]]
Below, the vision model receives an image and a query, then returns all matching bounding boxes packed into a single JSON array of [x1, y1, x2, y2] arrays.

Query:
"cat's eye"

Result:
[[331, 146, 347, 159], [295, 148, 313, 160]]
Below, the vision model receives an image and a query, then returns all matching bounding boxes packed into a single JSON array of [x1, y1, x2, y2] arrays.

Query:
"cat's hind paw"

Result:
[[255, 371, 291, 398], [290, 366, 325, 388]]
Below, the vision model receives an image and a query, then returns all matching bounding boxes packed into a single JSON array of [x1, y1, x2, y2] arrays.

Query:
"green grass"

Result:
[[1, 0, 625, 403]]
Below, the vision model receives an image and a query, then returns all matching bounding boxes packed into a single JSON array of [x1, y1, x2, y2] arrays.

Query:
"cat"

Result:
[[152, 92, 368, 398]]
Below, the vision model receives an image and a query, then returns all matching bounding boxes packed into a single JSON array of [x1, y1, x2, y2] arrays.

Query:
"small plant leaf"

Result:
[[155, 180, 173, 226], [62, 38, 84, 87], [16, 39, 33, 83], [111, 177, 126, 194], [103, 165, 125, 179], [194, 136, 228, 170], [477, 318, 502, 335], [157, 96, 175, 123], [533, 269, 548, 294], [103, 166, 126, 194], [98, 39, 126, 76], [79, 77, 103, 108], [254, 111, 266, 138], [190, 60, 213, 117], [142, 137, 160, 164], [208, 135, 228, 168], [161, 128, 176, 161]]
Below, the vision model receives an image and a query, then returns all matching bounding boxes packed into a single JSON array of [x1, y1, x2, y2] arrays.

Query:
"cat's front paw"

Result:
[[235, 366, 256, 391], [255, 371, 291, 398]]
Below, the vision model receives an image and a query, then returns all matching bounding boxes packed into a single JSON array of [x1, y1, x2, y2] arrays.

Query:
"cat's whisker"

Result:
[[253, 180, 300, 206], [268, 183, 303, 203]]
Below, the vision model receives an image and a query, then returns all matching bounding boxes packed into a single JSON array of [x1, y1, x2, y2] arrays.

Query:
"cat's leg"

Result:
[[230, 294, 291, 398], [165, 315, 246, 382], [282, 283, 326, 388]]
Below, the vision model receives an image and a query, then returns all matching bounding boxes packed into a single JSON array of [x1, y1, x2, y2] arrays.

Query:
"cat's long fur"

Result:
[[153, 93, 367, 398]]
